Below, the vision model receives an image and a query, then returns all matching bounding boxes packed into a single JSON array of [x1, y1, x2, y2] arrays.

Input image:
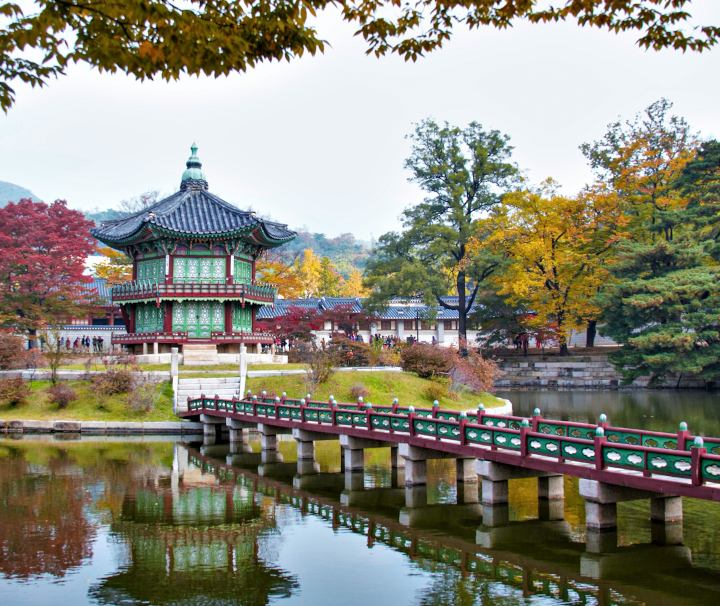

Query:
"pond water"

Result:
[[1, 390, 720, 605]]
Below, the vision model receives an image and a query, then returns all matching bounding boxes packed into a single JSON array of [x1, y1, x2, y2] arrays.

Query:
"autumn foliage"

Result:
[[0, 199, 97, 344]]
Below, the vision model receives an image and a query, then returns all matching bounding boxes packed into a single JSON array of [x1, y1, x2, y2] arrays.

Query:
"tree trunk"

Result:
[[585, 320, 597, 348], [28, 328, 37, 350], [557, 314, 569, 356], [457, 271, 467, 355]]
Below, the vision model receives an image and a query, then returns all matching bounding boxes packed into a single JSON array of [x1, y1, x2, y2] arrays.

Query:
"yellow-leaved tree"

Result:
[[487, 182, 624, 354], [295, 249, 322, 298], [341, 268, 368, 297], [255, 252, 306, 299], [94, 246, 132, 285]]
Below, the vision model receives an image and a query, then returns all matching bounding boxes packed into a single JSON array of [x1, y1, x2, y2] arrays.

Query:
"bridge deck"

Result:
[[179, 395, 720, 501]]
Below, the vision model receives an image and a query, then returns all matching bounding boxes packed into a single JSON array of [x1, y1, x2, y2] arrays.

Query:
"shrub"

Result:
[[47, 383, 77, 409], [350, 384, 369, 400], [305, 345, 336, 391], [329, 337, 371, 367], [450, 349, 499, 393], [127, 381, 156, 413], [21, 348, 46, 370], [422, 380, 449, 402], [92, 368, 134, 395], [0, 333, 25, 370], [368, 340, 401, 367], [0, 378, 30, 406], [400, 343, 452, 378]]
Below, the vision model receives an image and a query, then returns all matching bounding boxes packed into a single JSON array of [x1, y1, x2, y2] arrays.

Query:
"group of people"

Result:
[[63, 335, 106, 353], [371, 334, 402, 349]]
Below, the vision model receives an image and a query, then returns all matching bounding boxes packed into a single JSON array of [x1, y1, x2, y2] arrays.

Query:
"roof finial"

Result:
[[180, 143, 208, 190]]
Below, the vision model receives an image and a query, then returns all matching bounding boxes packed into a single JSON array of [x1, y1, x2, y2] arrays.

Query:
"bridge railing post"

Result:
[[214, 395, 219, 411], [408, 409, 416, 437], [594, 427, 607, 471], [677, 421, 690, 451], [300, 401, 306, 423], [691, 437, 706, 486], [232, 396, 237, 414], [520, 419, 530, 457], [459, 413, 467, 445], [531, 407, 541, 432], [275, 397, 281, 420], [200, 394, 205, 411]]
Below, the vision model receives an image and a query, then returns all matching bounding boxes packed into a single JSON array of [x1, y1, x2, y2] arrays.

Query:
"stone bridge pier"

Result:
[[200, 414, 227, 445], [476, 460, 565, 525], [292, 428, 337, 475], [579, 479, 683, 551], [225, 418, 255, 453], [257, 423, 290, 464], [339, 435, 389, 473], [398, 443, 477, 490]]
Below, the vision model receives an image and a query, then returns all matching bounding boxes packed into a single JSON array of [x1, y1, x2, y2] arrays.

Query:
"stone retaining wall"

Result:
[[0, 420, 204, 435], [495, 355, 708, 390]]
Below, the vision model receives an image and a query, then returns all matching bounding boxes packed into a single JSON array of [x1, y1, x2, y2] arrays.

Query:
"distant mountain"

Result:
[[0, 181, 38, 206], [85, 208, 126, 224], [280, 231, 371, 273]]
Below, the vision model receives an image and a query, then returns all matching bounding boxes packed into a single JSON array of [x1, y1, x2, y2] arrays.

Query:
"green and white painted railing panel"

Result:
[[702, 454, 720, 481], [536, 421, 596, 441], [527, 435, 566, 458], [479, 414, 525, 430]]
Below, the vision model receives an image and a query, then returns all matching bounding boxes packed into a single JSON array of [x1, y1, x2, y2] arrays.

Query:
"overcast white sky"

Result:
[[0, 5, 718, 241]]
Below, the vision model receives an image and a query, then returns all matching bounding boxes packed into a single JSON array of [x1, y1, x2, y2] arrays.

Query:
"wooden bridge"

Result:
[[179, 391, 720, 532]]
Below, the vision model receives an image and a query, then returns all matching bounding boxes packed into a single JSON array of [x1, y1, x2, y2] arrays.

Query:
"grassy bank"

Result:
[[0, 380, 176, 421], [247, 371, 505, 409]]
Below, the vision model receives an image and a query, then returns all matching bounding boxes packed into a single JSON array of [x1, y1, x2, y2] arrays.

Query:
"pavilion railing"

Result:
[[112, 331, 189, 343], [183, 394, 720, 489], [111, 281, 276, 303], [210, 331, 276, 344]]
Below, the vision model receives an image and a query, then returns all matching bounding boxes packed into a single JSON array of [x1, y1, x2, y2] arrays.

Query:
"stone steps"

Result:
[[176, 376, 242, 411]]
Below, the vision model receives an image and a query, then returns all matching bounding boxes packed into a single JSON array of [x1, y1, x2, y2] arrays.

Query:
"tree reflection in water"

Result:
[[0, 448, 94, 579]]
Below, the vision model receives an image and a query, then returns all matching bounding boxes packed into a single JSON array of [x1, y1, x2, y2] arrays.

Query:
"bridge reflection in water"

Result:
[[176, 437, 720, 606]]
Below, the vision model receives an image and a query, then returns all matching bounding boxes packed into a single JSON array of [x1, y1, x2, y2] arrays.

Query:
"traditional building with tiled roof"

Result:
[[258, 296, 473, 346], [91, 145, 296, 359]]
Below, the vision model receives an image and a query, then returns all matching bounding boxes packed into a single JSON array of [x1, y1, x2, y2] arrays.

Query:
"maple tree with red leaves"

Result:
[[255, 306, 324, 342], [0, 199, 97, 347], [256, 303, 373, 342]]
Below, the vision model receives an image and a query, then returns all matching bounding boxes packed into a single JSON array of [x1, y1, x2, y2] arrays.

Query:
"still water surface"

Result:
[[1, 389, 720, 605]]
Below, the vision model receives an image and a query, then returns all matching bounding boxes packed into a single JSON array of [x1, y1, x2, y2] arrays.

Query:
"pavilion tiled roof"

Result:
[[91, 145, 296, 248]]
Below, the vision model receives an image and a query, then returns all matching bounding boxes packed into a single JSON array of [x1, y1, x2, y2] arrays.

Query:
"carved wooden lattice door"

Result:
[[173, 301, 224, 337]]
